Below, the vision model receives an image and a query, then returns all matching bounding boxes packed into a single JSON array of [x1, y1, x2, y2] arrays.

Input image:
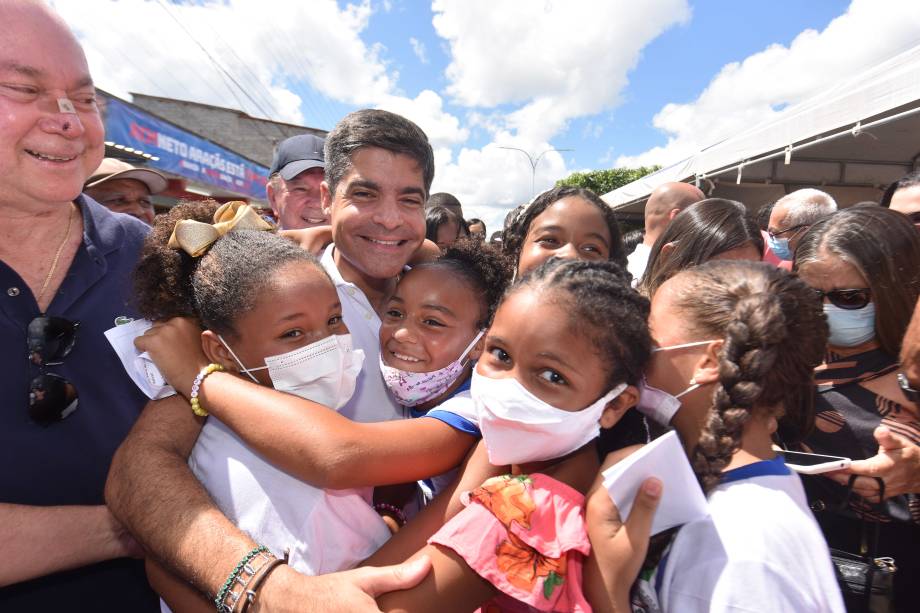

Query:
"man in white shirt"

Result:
[[106, 109, 435, 609], [627, 182, 704, 283]]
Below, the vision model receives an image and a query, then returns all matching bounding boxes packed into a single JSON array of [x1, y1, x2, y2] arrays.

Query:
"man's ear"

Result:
[[599, 384, 639, 429], [668, 207, 681, 221], [320, 181, 334, 217], [691, 339, 724, 386], [266, 181, 280, 215], [201, 330, 237, 372]]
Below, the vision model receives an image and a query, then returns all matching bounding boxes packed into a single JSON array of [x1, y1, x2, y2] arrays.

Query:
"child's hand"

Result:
[[135, 317, 207, 397], [281, 226, 333, 256], [409, 239, 441, 265], [584, 451, 661, 612]]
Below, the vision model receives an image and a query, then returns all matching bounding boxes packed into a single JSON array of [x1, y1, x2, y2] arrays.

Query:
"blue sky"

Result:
[[359, 0, 851, 169], [55, 0, 920, 230]]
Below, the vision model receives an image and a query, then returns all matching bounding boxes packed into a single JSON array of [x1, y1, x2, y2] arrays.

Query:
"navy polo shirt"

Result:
[[0, 196, 157, 610]]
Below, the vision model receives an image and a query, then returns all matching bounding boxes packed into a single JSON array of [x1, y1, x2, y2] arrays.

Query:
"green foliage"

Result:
[[556, 166, 661, 195]]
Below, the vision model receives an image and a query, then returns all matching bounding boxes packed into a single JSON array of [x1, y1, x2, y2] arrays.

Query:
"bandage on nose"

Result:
[[57, 98, 76, 114]]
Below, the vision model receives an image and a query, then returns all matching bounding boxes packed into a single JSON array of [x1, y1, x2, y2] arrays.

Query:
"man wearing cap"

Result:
[[84, 158, 167, 225], [267, 133, 327, 229]]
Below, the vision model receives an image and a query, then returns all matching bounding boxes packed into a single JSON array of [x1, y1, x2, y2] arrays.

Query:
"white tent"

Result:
[[603, 42, 920, 219]]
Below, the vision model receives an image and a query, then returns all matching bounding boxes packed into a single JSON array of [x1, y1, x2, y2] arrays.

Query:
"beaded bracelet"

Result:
[[374, 502, 407, 526], [214, 545, 267, 612], [191, 363, 225, 417], [237, 557, 286, 613]]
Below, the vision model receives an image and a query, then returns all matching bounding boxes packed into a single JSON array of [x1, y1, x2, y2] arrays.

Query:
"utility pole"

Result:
[[498, 146, 573, 196]]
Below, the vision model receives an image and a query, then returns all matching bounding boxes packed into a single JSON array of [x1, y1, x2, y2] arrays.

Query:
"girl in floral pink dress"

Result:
[[377, 257, 652, 612]]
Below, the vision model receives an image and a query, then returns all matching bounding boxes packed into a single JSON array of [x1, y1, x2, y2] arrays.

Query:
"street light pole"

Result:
[[498, 146, 574, 196]]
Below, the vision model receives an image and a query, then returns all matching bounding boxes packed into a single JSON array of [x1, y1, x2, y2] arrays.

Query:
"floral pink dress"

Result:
[[429, 473, 592, 612]]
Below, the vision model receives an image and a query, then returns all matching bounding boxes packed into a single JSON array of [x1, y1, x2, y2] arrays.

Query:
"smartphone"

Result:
[[777, 450, 852, 475]]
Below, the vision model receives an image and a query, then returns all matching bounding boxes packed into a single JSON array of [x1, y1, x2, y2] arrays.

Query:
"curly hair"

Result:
[[500, 186, 628, 273], [411, 237, 513, 328], [133, 200, 325, 337], [669, 260, 828, 492], [509, 258, 651, 390]]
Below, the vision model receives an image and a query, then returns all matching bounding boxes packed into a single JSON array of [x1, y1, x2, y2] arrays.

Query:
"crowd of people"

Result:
[[2, 2, 920, 612]]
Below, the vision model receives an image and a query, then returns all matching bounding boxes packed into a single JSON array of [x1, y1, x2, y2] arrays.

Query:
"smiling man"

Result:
[[0, 0, 156, 609], [106, 108, 435, 607], [267, 133, 328, 229]]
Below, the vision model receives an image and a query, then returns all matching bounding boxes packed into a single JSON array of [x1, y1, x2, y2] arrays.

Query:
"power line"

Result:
[[154, 0, 283, 128]]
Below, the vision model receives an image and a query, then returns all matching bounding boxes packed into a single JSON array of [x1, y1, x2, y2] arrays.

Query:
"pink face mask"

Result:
[[379, 330, 484, 407]]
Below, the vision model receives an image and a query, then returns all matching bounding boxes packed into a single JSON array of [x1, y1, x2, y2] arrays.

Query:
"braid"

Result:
[[672, 261, 826, 492], [508, 258, 650, 388]]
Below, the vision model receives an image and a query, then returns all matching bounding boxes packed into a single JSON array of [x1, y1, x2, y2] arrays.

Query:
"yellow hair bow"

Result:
[[167, 201, 274, 257]]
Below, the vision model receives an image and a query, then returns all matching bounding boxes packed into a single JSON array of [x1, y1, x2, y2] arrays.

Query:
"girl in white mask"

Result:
[[130, 202, 391, 612], [585, 260, 844, 613], [374, 258, 650, 612]]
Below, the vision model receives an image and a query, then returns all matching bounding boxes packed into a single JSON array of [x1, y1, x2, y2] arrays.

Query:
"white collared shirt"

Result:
[[321, 244, 404, 423]]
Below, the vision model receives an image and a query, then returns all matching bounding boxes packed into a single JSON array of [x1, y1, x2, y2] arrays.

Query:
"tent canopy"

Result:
[[603, 43, 920, 219]]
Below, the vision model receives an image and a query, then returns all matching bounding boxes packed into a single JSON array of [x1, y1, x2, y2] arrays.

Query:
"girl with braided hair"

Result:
[[586, 260, 843, 612], [374, 257, 651, 612], [502, 186, 649, 454]]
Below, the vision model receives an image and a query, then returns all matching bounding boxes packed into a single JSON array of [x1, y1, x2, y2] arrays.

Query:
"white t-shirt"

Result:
[[656, 457, 844, 613], [321, 244, 404, 424], [162, 420, 391, 611], [627, 242, 651, 286]]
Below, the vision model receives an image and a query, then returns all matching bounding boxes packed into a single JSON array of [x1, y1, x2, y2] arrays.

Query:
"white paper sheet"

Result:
[[104, 318, 177, 400], [602, 430, 709, 535]]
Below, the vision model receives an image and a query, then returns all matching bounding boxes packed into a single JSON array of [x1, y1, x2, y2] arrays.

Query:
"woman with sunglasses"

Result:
[[793, 206, 920, 609]]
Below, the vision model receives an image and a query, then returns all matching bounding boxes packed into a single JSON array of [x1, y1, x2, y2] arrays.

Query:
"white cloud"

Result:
[[432, 134, 568, 235], [616, 0, 920, 168], [432, 0, 690, 145], [409, 37, 429, 64], [54, 0, 465, 150]]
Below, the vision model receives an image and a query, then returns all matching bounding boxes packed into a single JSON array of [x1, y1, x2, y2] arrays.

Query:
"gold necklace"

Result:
[[36, 204, 75, 303]]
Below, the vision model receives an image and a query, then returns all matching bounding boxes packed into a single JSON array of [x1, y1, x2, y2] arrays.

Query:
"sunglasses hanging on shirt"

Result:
[[27, 315, 80, 425]]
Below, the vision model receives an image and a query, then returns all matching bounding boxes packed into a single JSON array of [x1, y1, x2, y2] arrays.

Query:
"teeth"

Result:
[[393, 352, 420, 363], [27, 150, 75, 162], [368, 238, 401, 246]]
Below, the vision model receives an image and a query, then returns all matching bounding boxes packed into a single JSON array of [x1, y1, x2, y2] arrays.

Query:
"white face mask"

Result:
[[472, 369, 626, 466], [636, 340, 719, 424], [219, 333, 364, 411]]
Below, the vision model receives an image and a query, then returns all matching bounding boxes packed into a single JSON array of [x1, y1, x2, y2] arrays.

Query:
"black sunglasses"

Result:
[[812, 288, 872, 310], [27, 316, 80, 425], [768, 223, 809, 239]]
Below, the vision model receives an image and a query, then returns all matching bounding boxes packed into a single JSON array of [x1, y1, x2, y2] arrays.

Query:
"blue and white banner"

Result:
[[101, 95, 269, 200]]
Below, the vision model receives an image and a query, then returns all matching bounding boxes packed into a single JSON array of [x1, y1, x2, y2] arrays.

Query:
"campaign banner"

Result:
[[102, 95, 268, 200]]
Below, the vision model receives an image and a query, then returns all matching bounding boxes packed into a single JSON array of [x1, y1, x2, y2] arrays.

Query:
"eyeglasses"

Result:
[[812, 288, 872, 310], [767, 223, 810, 239], [27, 316, 80, 425]]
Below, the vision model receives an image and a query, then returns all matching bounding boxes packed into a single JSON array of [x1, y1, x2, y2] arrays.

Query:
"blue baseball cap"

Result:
[[270, 134, 325, 180]]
